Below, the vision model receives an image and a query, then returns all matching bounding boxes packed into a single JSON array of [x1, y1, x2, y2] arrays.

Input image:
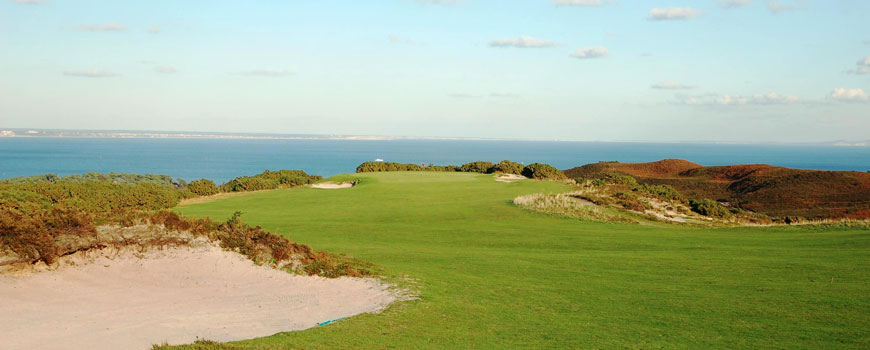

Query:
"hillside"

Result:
[[564, 160, 870, 220]]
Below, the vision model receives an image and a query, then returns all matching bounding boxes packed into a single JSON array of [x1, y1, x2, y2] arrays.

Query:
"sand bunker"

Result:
[[310, 181, 355, 189], [496, 174, 527, 183], [0, 244, 396, 350]]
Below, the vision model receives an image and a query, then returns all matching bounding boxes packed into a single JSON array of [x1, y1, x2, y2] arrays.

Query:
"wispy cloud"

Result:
[[830, 88, 869, 102], [389, 35, 420, 45], [77, 24, 127, 32], [449, 93, 520, 99], [63, 70, 120, 78], [648, 7, 701, 21], [718, 0, 751, 9], [147, 27, 161, 34], [11, 0, 43, 4], [570, 47, 608, 59], [156, 65, 177, 74], [238, 70, 295, 77], [767, 0, 802, 13], [552, 0, 603, 7], [845, 56, 870, 75], [674, 92, 800, 106], [419, 0, 458, 5], [490, 36, 557, 48], [651, 81, 697, 90], [448, 93, 481, 99]]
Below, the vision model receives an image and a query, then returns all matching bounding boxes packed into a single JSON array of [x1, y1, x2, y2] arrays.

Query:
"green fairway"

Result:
[[173, 172, 869, 349]]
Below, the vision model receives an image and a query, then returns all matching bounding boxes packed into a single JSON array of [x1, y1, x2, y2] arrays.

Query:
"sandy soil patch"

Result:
[[177, 190, 271, 206], [0, 244, 396, 350], [495, 174, 527, 183], [309, 181, 356, 189]]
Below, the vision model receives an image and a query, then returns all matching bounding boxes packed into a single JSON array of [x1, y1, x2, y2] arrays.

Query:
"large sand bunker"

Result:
[[0, 244, 396, 350]]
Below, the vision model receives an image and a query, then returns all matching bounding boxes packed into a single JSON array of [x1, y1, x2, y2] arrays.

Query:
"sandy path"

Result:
[[0, 245, 396, 350]]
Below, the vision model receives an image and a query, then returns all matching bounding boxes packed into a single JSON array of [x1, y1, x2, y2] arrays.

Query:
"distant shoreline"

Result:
[[0, 128, 868, 146]]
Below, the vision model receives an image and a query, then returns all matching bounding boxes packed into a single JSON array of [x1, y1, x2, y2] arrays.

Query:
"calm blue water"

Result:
[[1, 138, 868, 183]]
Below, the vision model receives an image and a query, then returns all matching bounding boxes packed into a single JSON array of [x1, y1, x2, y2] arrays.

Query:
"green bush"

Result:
[[187, 179, 219, 196], [635, 184, 684, 202], [491, 160, 524, 175], [689, 199, 732, 218], [459, 161, 495, 174], [219, 170, 321, 192], [522, 163, 567, 180], [356, 162, 423, 173]]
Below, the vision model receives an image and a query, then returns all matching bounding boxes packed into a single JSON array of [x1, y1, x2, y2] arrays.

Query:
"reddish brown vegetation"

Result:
[[564, 160, 870, 220]]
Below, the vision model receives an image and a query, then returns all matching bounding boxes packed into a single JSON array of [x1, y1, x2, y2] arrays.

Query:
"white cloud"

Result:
[[648, 7, 701, 21], [751, 92, 800, 105], [238, 70, 294, 77], [673, 92, 801, 106], [651, 81, 697, 90], [148, 27, 161, 34], [77, 24, 127, 32], [490, 36, 557, 48], [767, 0, 801, 13], [490, 93, 521, 98], [845, 56, 870, 75], [830, 88, 869, 102], [718, 0, 751, 9], [570, 47, 608, 59], [11, 0, 42, 4], [63, 70, 120, 78], [156, 65, 177, 74], [552, 0, 603, 7]]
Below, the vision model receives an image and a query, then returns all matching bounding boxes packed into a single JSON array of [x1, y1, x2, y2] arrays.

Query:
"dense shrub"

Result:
[[423, 165, 460, 172], [635, 184, 684, 202], [219, 170, 321, 192], [689, 199, 732, 218], [459, 161, 495, 174], [356, 162, 423, 173], [522, 163, 567, 180], [187, 179, 219, 196], [490, 160, 524, 175], [2, 172, 185, 188]]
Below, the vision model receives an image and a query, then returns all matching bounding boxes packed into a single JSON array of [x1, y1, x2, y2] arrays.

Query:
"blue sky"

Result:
[[0, 0, 868, 142]]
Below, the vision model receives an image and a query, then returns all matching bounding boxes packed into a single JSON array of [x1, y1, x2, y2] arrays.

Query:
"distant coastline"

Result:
[[0, 128, 495, 142], [0, 128, 868, 146]]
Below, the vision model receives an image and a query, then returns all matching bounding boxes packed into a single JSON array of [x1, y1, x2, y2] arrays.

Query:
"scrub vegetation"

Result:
[[356, 160, 566, 179], [564, 159, 870, 221], [0, 170, 357, 277]]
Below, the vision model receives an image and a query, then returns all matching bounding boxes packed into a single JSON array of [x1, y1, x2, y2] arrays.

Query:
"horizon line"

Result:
[[1, 127, 868, 147]]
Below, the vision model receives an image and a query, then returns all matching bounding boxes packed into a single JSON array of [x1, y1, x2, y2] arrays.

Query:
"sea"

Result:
[[1, 138, 868, 183]]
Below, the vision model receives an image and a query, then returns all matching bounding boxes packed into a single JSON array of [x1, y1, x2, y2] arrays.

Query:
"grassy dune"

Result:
[[173, 172, 869, 349]]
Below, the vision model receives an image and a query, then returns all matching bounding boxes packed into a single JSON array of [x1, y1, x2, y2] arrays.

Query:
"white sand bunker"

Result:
[[495, 174, 527, 183], [309, 181, 356, 189], [0, 244, 396, 350]]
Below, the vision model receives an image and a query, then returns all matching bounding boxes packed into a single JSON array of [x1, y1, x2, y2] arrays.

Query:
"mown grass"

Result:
[[172, 171, 870, 349]]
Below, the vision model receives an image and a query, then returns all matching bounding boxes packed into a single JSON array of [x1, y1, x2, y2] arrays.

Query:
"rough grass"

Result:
[[168, 172, 870, 349]]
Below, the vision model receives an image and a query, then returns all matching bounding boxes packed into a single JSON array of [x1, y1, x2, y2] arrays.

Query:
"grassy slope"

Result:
[[174, 172, 869, 349]]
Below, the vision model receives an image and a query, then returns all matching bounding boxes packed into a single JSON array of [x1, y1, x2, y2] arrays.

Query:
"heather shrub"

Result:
[[459, 161, 495, 173]]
